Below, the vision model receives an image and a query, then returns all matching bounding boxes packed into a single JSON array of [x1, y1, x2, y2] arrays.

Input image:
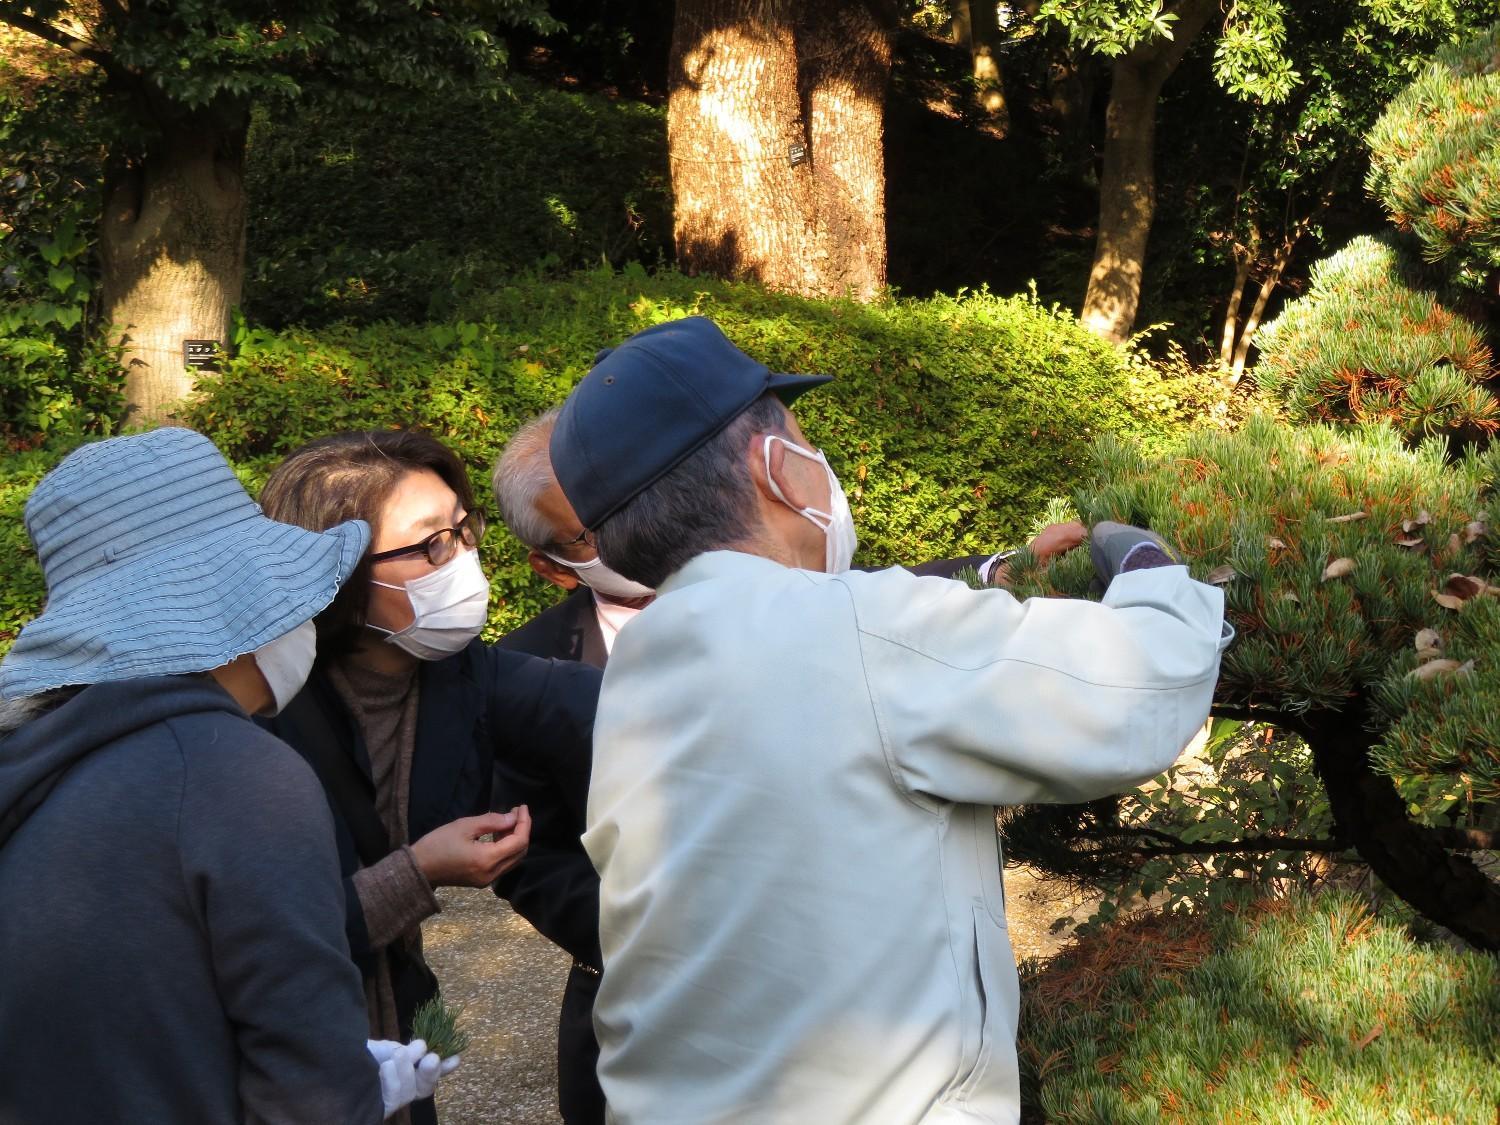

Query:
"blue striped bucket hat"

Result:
[[0, 428, 369, 699]]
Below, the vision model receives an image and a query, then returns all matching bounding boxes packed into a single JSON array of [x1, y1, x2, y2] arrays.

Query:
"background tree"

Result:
[[668, 0, 895, 301], [1257, 24, 1499, 441], [1040, 0, 1227, 343], [0, 0, 555, 423]]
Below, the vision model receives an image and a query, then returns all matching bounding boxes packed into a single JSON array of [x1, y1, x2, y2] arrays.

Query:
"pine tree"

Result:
[[1006, 417, 1500, 948], [1257, 23, 1499, 440]]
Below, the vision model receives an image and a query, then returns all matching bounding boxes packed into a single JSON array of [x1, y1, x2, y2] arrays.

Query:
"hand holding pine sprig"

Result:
[[411, 994, 470, 1060]]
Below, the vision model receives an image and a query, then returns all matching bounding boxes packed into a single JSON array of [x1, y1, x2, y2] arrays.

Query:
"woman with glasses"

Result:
[[258, 430, 601, 1125]]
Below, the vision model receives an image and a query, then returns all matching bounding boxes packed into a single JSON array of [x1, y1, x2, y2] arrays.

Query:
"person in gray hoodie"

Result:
[[0, 428, 450, 1124]]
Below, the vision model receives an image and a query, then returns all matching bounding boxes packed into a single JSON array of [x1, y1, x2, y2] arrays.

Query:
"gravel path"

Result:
[[425, 888, 568, 1125], [422, 865, 1087, 1124]]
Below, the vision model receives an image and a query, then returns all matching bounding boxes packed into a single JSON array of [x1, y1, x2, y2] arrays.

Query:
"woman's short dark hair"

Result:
[[259, 430, 476, 658]]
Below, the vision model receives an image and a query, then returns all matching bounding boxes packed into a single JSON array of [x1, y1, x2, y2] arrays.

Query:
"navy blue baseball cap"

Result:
[[550, 317, 832, 529]]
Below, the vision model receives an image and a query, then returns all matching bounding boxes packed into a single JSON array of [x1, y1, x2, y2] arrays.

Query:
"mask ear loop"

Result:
[[763, 435, 834, 530]]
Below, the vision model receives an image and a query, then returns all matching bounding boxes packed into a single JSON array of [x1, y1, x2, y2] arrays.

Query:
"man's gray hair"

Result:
[[594, 394, 787, 589], [493, 407, 563, 550]]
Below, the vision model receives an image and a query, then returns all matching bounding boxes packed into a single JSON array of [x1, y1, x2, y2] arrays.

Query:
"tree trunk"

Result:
[[952, 0, 1008, 124], [1219, 245, 1253, 371], [799, 3, 893, 300], [1308, 708, 1500, 950], [1080, 0, 1216, 344], [100, 109, 249, 425], [669, 0, 891, 300]]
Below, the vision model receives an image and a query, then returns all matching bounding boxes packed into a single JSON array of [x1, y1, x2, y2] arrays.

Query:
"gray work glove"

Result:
[[1089, 521, 1177, 586]]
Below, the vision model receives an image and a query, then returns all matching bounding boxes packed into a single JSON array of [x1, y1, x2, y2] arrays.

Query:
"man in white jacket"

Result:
[[549, 316, 1231, 1124]]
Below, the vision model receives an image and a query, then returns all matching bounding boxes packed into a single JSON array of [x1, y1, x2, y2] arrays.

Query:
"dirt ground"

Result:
[[424, 864, 1083, 1125]]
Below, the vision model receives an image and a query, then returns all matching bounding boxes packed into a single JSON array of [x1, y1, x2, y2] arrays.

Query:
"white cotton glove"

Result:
[[367, 1038, 449, 1118]]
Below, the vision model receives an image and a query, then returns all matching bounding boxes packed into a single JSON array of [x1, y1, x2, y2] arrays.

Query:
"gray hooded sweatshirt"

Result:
[[0, 675, 383, 1124]]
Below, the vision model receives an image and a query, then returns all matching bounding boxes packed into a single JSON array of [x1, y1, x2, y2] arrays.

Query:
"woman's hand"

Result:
[[410, 806, 532, 888]]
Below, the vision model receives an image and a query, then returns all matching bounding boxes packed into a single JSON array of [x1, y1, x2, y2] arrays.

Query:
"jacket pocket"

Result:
[[949, 904, 1022, 1121]]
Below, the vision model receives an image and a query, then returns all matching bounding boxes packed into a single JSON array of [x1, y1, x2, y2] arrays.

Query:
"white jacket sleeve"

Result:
[[844, 564, 1230, 807]]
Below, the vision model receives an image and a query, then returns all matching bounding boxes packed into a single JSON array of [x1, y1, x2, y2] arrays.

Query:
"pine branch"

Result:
[[1124, 835, 1350, 859], [1072, 823, 1348, 859], [1210, 703, 1312, 738]]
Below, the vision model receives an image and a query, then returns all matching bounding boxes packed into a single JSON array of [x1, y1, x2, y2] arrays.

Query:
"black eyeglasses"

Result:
[[543, 528, 593, 553], [369, 511, 486, 567]]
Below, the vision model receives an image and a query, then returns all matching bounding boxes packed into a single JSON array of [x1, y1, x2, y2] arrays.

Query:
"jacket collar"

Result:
[[659, 550, 791, 595]]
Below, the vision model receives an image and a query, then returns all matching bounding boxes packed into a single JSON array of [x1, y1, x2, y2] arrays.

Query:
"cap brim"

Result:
[[767, 372, 833, 404], [0, 516, 369, 699]]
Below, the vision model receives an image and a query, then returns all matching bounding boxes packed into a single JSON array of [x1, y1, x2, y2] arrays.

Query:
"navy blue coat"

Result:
[[0, 676, 382, 1125], [264, 641, 600, 1026]]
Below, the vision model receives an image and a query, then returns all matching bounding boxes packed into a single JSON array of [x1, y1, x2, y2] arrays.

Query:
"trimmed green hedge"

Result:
[[1018, 891, 1500, 1122], [1, 266, 1212, 650]]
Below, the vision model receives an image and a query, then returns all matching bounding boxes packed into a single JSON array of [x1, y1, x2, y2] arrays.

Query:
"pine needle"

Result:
[[411, 994, 470, 1058]]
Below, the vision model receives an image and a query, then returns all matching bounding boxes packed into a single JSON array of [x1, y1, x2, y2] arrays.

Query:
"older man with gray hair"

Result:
[[494, 407, 657, 671], [491, 400, 1088, 1125], [544, 316, 1232, 1125]]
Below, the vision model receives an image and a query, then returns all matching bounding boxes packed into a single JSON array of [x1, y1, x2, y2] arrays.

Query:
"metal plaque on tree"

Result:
[[788, 142, 809, 168], [184, 339, 221, 372]]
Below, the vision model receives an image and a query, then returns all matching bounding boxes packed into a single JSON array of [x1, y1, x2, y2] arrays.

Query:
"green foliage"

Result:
[[1019, 892, 1500, 1121], [1038, 0, 1299, 102], [1255, 235, 1496, 440], [0, 449, 58, 650], [1012, 416, 1498, 818], [1002, 721, 1343, 933], [1366, 22, 1500, 283], [0, 1, 559, 117], [409, 994, 470, 1059], [160, 266, 1206, 638], [242, 77, 669, 326], [1036, 0, 1188, 58], [0, 49, 122, 443]]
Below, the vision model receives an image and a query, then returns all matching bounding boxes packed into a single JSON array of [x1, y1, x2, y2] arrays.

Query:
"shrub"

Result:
[[1005, 416, 1500, 947], [1018, 892, 1500, 1122], [0, 36, 122, 445], [242, 77, 670, 327], [1366, 22, 1500, 285], [1254, 235, 1496, 442], [165, 266, 1211, 635], [1256, 25, 1500, 442]]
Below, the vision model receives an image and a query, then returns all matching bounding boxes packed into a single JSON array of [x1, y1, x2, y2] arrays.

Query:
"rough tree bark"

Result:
[[799, 3, 893, 299], [669, 0, 892, 300], [1080, 0, 1217, 344], [99, 105, 249, 425]]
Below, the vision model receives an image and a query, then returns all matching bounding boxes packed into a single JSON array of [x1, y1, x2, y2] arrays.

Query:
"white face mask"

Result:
[[369, 549, 490, 660], [543, 550, 655, 601], [763, 435, 858, 573], [253, 618, 317, 716]]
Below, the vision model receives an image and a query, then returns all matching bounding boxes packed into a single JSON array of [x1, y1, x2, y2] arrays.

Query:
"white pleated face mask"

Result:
[[543, 550, 655, 600], [252, 618, 317, 716], [369, 549, 490, 660], [763, 435, 858, 573]]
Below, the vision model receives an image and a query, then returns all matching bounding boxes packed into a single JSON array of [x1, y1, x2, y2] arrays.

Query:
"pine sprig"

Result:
[[411, 994, 470, 1059]]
